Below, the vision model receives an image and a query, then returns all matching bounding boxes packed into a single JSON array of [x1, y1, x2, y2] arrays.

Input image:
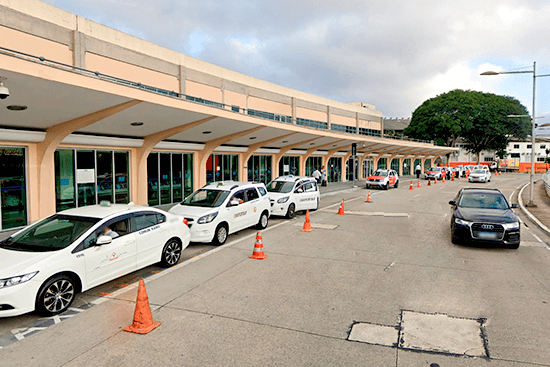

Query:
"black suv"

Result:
[[449, 188, 520, 249]]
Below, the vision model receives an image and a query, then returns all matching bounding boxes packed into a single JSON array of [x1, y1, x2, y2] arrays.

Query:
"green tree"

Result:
[[404, 89, 530, 163]]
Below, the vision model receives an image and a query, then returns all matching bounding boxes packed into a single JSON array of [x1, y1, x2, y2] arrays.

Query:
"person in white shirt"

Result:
[[415, 164, 422, 179], [312, 168, 321, 183]]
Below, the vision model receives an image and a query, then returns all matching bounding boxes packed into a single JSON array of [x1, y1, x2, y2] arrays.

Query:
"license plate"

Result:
[[478, 231, 498, 239]]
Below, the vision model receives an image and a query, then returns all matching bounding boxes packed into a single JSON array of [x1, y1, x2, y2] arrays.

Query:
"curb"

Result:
[[518, 180, 550, 237]]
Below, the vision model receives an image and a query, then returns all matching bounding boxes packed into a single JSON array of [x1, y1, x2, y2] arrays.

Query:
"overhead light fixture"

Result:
[[0, 76, 9, 99], [130, 122, 144, 126], [249, 136, 257, 140], [310, 143, 315, 145], [282, 140, 288, 143], [332, 144, 337, 147], [6, 105, 27, 111], [202, 131, 212, 134]]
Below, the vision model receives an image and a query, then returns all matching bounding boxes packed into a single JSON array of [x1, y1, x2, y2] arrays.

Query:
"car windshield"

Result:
[[471, 169, 485, 174], [429, 167, 441, 172], [267, 181, 295, 193], [0, 214, 99, 252], [372, 170, 388, 177], [182, 189, 230, 207], [458, 193, 509, 209]]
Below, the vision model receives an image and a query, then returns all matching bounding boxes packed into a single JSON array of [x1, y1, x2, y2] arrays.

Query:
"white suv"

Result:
[[267, 176, 320, 218], [169, 181, 271, 245]]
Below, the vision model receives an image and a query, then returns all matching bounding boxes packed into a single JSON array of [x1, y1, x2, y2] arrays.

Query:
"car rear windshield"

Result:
[[0, 214, 100, 252], [471, 170, 485, 174], [458, 193, 509, 209], [182, 189, 230, 207], [267, 181, 295, 193], [372, 170, 388, 177], [429, 167, 441, 171]]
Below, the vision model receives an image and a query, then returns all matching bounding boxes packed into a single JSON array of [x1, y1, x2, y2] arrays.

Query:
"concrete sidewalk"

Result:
[[519, 178, 550, 235]]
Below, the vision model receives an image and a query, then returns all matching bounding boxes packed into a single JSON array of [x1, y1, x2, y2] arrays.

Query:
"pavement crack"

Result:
[[384, 261, 395, 272]]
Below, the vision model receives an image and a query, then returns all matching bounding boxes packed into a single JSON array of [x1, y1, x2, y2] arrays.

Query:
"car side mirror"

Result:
[[511, 203, 519, 209], [448, 200, 456, 206], [96, 235, 112, 246], [229, 200, 240, 206]]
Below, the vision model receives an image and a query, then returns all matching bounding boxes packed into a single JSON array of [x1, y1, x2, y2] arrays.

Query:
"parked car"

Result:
[[0, 203, 190, 317], [449, 188, 520, 249], [169, 181, 271, 245], [424, 167, 445, 181], [267, 176, 320, 218], [468, 169, 491, 183], [366, 169, 399, 190]]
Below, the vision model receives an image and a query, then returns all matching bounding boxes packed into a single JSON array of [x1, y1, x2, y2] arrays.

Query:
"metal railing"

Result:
[[0, 45, 437, 145]]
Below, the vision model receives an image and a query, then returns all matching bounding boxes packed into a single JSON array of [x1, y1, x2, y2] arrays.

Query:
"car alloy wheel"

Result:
[[257, 212, 269, 229], [37, 276, 76, 316], [161, 239, 182, 267], [287, 203, 296, 219], [214, 224, 228, 245]]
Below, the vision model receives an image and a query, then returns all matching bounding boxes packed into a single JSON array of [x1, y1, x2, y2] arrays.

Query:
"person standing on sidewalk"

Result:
[[415, 163, 422, 179], [312, 167, 321, 183], [321, 166, 327, 186]]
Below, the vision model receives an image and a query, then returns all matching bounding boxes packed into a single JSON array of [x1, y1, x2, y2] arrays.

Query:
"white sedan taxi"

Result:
[[0, 203, 190, 317], [468, 169, 491, 183], [169, 181, 271, 245], [267, 176, 320, 218]]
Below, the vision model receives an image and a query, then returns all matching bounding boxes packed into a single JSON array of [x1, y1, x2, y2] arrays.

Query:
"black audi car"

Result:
[[449, 188, 520, 249]]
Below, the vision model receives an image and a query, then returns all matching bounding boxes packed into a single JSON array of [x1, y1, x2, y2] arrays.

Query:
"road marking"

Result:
[[383, 261, 395, 272], [345, 210, 409, 218], [414, 194, 420, 197], [292, 222, 338, 230], [532, 233, 544, 244]]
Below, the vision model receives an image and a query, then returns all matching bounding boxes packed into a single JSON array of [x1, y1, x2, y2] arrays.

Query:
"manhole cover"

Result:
[[399, 311, 488, 358], [347, 322, 399, 347]]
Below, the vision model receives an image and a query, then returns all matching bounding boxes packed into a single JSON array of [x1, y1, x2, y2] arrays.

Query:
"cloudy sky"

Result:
[[44, 0, 550, 131]]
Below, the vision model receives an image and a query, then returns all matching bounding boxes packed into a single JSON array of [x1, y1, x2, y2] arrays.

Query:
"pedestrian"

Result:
[[312, 167, 321, 183], [321, 166, 327, 186], [415, 163, 421, 179]]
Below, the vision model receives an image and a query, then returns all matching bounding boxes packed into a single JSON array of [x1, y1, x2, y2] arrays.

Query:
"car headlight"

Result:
[[454, 218, 472, 226], [197, 212, 218, 224], [277, 197, 290, 204], [502, 222, 520, 230], [0, 271, 39, 289]]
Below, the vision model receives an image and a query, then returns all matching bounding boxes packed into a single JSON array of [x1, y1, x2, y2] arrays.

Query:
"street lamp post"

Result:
[[481, 62, 550, 207]]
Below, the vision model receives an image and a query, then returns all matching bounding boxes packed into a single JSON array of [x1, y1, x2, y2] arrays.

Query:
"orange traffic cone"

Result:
[[250, 232, 267, 259], [442, 175, 445, 183], [434, 177, 437, 185], [366, 191, 372, 203], [302, 210, 313, 232], [417, 180, 421, 188], [337, 199, 345, 215], [428, 179, 431, 186], [124, 279, 161, 334], [451, 173, 455, 181], [409, 181, 414, 190]]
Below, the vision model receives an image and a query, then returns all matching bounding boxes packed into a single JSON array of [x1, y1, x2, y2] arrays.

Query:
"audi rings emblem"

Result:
[[481, 224, 494, 230]]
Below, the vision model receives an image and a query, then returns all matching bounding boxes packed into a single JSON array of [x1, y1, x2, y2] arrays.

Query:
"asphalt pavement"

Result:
[[2, 174, 550, 366]]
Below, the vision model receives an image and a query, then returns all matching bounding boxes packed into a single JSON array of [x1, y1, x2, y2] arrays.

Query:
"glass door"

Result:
[[0, 147, 27, 230], [76, 150, 96, 207]]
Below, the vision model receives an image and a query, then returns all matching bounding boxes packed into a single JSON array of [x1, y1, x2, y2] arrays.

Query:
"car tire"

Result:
[[36, 275, 76, 316], [256, 211, 269, 230], [394, 180, 399, 188], [213, 223, 228, 246], [384, 183, 389, 190], [450, 224, 461, 245], [313, 198, 320, 211], [286, 203, 296, 219], [160, 238, 182, 267]]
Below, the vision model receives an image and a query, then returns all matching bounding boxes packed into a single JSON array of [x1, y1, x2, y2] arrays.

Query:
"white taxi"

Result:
[[0, 203, 190, 317], [169, 181, 271, 245], [267, 176, 320, 218]]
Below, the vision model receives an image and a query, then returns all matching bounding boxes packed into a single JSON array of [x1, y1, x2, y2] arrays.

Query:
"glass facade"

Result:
[[403, 159, 411, 175], [148, 152, 193, 206], [390, 158, 399, 172], [377, 158, 387, 170], [206, 154, 238, 184], [305, 157, 322, 177], [328, 157, 342, 182], [55, 149, 129, 212], [247, 155, 272, 184], [278, 156, 300, 176], [413, 159, 421, 172], [424, 159, 431, 170], [362, 159, 374, 178], [346, 157, 359, 181], [0, 147, 27, 230]]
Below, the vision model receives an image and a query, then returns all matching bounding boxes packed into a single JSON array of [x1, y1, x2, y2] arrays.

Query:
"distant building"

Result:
[[383, 117, 411, 136]]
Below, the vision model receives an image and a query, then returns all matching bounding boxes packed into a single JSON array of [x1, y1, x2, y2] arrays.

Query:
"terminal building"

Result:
[[0, 0, 455, 231]]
